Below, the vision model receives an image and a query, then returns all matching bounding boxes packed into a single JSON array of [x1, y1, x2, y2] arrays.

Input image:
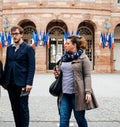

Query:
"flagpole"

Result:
[[3, 16, 10, 47]]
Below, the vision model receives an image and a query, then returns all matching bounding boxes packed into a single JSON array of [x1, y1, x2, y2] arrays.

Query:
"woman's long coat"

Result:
[[57, 53, 98, 111]]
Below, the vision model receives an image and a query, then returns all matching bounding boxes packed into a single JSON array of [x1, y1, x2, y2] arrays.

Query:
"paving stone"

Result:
[[0, 73, 120, 127]]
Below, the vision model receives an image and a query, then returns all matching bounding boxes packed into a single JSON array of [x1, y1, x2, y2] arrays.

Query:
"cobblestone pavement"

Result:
[[0, 73, 120, 127]]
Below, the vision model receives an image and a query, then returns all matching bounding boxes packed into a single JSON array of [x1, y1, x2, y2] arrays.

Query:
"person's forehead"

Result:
[[11, 29, 19, 32], [67, 39, 71, 43]]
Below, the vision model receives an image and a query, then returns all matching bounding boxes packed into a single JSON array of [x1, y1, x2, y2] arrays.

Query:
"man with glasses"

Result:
[[3, 25, 35, 127]]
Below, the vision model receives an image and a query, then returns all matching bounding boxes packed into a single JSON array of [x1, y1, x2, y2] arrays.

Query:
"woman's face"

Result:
[[65, 39, 77, 53]]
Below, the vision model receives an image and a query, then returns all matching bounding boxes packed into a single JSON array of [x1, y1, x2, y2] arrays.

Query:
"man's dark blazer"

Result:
[[4, 42, 35, 87]]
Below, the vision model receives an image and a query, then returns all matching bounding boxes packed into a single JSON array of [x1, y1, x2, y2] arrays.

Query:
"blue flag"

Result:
[[1, 32, 5, 47], [76, 31, 80, 37], [7, 32, 12, 46], [108, 33, 114, 49], [64, 32, 67, 44], [71, 31, 74, 35], [42, 32, 47, 46], [34, 31, 39, 46], [0, 33, 2, 48]]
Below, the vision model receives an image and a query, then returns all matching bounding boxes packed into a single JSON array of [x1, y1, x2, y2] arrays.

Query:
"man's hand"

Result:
[[25, 85, 32, 93], [1, 84, 7, 90]]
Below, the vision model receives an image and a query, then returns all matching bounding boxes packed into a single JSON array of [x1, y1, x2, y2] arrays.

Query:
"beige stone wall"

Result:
[[35, 46, 47, 73], [0, 0, 120, 73]]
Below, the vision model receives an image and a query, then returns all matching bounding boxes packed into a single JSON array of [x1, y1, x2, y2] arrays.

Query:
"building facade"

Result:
[[0, 0, 120, 73]]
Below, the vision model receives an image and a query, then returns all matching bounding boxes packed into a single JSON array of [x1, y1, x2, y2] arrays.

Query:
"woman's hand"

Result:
[[85, 94, 92, 104], [54, 70, 59, 78]]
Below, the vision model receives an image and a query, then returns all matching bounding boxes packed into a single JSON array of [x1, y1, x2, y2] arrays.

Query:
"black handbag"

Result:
[[49, 71, 62, 97]]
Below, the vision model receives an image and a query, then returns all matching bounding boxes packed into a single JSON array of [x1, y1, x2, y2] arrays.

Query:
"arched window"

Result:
[[18, 19, 36, 44], [78, 27, 93, 62]]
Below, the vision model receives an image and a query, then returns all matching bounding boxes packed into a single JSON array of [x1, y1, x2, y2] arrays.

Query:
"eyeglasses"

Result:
[[11, 33, 20, 36]]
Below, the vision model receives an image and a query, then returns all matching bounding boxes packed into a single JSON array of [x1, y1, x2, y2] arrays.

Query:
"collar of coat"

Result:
[[72, 53, 87, 62]]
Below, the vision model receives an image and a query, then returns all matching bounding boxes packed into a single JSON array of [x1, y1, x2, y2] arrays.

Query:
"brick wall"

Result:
[[0, 0, 120, 73]]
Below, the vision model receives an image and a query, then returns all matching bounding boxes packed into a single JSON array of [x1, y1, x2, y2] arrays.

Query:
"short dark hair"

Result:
[[10, 25, 23, 34], [67, 35, 88, 50]]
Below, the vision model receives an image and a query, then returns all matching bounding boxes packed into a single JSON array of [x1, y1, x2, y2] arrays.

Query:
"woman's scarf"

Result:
[[61, 49, 83, 62]]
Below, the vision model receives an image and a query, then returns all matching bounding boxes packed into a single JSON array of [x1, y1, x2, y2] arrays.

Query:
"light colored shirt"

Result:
[[12, 41, 23, 52], [61, 62, 75, 94]]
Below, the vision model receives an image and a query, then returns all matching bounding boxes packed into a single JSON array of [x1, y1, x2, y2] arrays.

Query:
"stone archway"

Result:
[[77, 21, 95, 70], [18, 19, 36, 44], [46, 19, 68, 70], [114, 24, 120, 71]]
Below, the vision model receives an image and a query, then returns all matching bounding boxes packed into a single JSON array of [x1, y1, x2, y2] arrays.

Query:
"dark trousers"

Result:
[[7, 84, 29, 127]]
